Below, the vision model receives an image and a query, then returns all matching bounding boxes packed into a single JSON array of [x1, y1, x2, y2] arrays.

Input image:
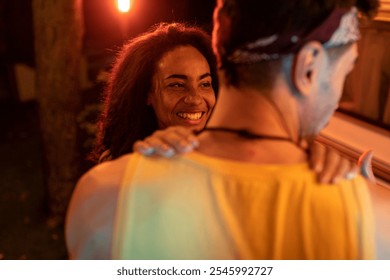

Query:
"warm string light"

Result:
[[117, 0, 131, 13]]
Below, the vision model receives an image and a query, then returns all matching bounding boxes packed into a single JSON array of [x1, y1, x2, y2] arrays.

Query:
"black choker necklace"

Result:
[[197, 126, 308, 152]]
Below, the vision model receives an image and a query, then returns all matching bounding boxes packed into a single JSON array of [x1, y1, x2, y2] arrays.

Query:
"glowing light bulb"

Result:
[[117, 0, 131, 13]]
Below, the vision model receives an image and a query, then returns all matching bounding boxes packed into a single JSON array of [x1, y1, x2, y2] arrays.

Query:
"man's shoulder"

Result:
[[80, 154, 134, 190], [90, 153, 133, 179], [65, 153, 136, 259], [68, 153, 136, 219]]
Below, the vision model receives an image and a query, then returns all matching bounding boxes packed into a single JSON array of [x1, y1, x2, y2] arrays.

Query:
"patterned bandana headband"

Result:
[[227, 7, 360, 64]]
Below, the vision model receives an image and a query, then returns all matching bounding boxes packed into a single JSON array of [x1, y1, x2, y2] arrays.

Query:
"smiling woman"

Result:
[[147, 45, 216, 130], [90, 22, 218, 163]]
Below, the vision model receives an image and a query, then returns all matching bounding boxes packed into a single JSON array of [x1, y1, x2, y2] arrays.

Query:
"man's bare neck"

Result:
[[199, 84, 307, 164]]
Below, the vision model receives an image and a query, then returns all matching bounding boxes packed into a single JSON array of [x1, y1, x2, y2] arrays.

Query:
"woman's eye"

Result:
[[168, 83, 185, 88], [200, 82, 211, 88]]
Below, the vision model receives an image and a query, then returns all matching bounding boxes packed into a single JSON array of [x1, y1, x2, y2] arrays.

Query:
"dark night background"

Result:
[[0, 0, 215, 260]]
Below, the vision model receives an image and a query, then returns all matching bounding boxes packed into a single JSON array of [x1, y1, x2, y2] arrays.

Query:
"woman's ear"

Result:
[[292, 41, 323, 97]]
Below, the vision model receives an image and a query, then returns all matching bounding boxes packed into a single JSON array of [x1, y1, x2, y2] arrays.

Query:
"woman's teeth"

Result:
[[177, 112, 203, 120]]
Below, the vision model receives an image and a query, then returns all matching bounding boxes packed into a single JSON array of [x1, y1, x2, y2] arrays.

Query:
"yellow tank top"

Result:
[[112, 152, 375, 259]]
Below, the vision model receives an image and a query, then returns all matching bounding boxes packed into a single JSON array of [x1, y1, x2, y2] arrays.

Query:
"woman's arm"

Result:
[[133, 126, 373, 184]]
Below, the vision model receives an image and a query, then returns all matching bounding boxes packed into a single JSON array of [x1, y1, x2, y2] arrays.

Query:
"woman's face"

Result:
[[148, 45, 216, 130]]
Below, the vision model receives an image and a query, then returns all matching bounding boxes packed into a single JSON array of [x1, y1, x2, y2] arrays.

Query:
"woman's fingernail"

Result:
[[181, 145, 193, 153], [163, 148, 175, 158], [141, 147, 154, 156], [191, 140, 199, 148], [345, 171, 357, 180]]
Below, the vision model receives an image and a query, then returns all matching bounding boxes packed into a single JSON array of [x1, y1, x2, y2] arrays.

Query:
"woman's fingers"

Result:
[[309, 141, 358, 184], [155, 126, 199, 152], [142, 135, 175, 157], [133, 126, 199, 157], [309, 141, 326, 173], [133, 140, 155, 155], [330, 157, 355, 184], [316, 146, 340, 184]]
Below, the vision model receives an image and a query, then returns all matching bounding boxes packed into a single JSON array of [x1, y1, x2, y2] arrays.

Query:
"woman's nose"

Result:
[[183, 88, 202, 105]]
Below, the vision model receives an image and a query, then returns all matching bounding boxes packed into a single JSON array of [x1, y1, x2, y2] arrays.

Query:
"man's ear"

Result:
[[292, 41, 324, 97]]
